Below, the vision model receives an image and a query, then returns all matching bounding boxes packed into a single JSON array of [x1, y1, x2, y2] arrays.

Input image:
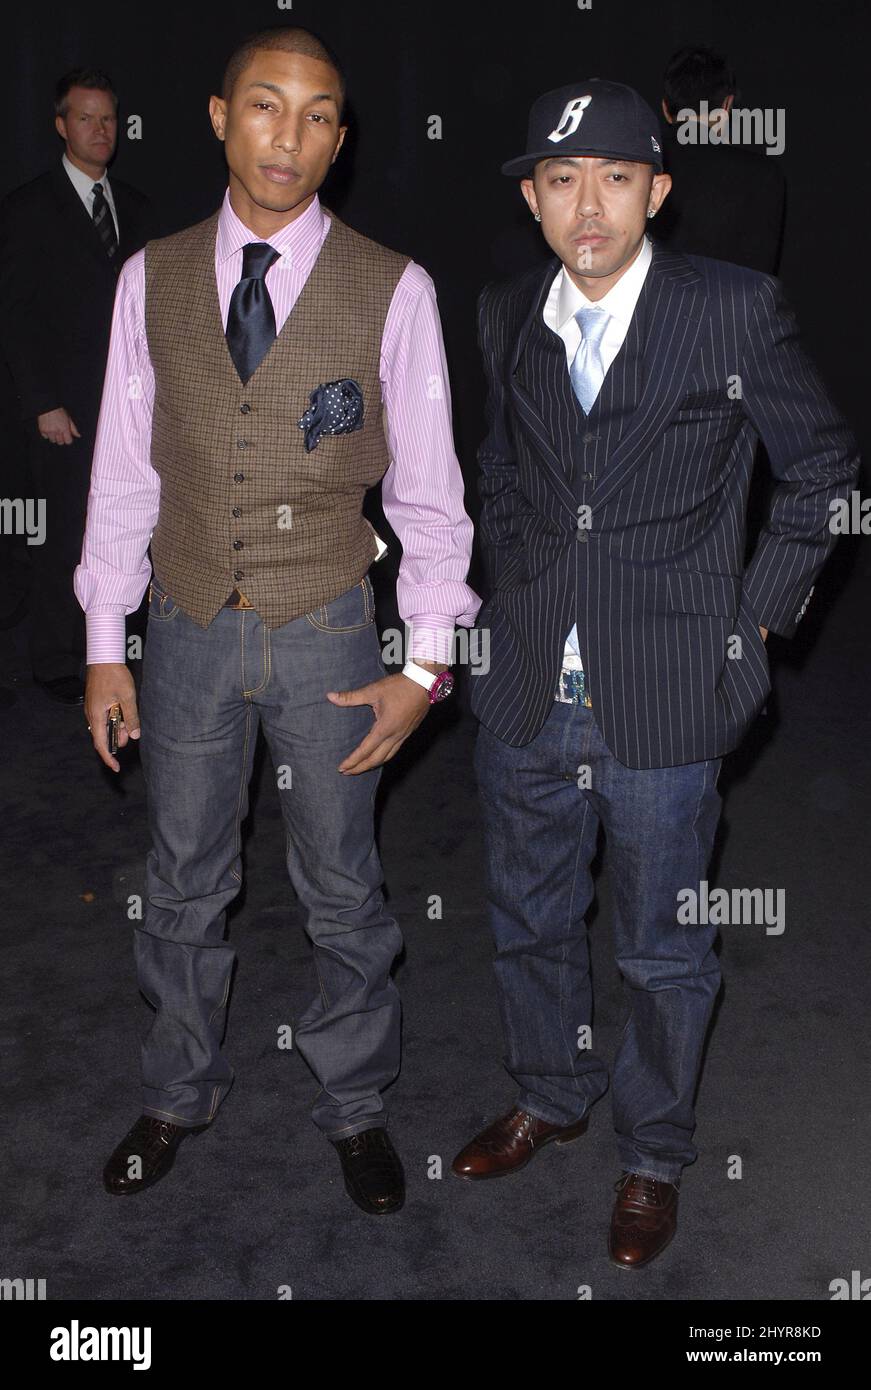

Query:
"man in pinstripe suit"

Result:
[[451, 81, 859, 1268]]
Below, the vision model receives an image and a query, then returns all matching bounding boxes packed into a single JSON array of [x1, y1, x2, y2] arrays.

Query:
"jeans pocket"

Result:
[[147, 574, 181, 622], [304, 575, 375, 632]]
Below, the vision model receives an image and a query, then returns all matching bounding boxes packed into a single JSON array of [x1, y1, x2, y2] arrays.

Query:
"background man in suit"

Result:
[[650, 45, 786, 273], [451, 80, 858, 1268], [0, 69, 152, 703], [651, 46, 788, 588]]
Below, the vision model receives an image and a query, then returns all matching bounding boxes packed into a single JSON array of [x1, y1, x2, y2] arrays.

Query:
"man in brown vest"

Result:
[[77, 26, 479, 1214]]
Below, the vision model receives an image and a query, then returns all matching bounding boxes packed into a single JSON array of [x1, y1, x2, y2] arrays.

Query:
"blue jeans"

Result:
[[473, 700, 723, 1183], [135, 572, 403, 1138]]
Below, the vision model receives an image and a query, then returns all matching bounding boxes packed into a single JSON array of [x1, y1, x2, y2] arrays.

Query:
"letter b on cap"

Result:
[[548, 95, 592, 143]]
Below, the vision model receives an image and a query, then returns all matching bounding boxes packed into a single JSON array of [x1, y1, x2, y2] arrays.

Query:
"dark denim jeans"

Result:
[[135, 572, 403, 1139], [474, 700, 723, 1183]]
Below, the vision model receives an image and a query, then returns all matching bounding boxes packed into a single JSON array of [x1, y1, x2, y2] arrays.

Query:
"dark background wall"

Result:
[[2, 0, 867, 577]]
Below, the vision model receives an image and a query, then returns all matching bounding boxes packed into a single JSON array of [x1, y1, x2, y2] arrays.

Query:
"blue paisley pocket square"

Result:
[[297, 377, 364, 453]]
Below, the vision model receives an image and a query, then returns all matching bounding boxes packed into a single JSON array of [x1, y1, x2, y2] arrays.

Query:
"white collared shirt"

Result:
[[62, 151, 119, 243], [543, 236, 653, 668]]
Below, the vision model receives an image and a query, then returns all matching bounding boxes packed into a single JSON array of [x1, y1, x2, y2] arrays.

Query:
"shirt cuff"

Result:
[[406, 620, 460, 666], [86, 612, 128, 665]]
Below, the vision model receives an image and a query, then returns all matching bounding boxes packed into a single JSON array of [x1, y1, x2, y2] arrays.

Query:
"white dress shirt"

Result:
[[62, 151, 119, 244], [543, 235, 653, 670]]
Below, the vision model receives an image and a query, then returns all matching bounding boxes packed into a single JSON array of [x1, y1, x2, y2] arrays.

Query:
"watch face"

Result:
[[431, 671, 455, 701]]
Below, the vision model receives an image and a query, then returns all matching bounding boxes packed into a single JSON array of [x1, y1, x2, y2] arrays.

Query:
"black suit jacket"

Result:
[[650, 126, 786, 274], [469, 242, 859, 769], [0, 160, 152, 430]]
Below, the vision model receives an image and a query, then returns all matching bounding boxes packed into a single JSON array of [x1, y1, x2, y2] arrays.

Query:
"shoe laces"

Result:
[[129, 1116, 179, 1159], [345, 1130, 389, 1157], [615, 1172, 664, 1205], [483, 1109, 535, 1149]]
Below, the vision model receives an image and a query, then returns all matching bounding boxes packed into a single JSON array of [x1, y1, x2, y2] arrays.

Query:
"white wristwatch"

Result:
[[402, 660, 438, 691], [401, 660, 455, 703]]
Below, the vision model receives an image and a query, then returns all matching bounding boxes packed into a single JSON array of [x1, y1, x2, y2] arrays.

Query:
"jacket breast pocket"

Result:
[[671, 386, 740, 425], [681, 386, 730, 406]]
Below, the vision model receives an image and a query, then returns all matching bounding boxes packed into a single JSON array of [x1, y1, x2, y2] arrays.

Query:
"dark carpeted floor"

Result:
[[1, 540, 869, 1302]]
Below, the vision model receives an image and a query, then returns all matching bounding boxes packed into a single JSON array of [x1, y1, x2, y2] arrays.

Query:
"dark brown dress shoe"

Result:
[[103, 1114, 208, 1195], [331, 1128, 405, 1215], [451, 1106, 589, 1180], [608, 1171, 679, 1268]]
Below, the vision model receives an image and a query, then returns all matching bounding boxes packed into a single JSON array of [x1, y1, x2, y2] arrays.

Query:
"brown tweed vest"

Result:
[[143, 205, 410, 628]]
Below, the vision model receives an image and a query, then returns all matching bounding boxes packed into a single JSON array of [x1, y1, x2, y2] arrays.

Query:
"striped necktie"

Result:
[[569, 305, 611, 414], [91, 183, 118, 262]]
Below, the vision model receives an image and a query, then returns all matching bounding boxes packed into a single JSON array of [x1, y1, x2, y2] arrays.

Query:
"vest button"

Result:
[[239, 403, 251, 413], [232, 508, 241, 518], [233, 540, 243, 550], [237, 439, 248, 449], [234, 570, 244, 581], [576, 530, 589, 544], [234, 472, 244, 482], [582, 432, 598, 444], [582, 472, 594, 481]]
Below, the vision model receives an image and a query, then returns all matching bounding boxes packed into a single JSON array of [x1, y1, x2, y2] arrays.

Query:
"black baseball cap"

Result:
[[501, 78, 663, 178]]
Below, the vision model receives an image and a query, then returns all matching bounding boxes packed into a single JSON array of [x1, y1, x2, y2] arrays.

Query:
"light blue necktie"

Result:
[[569, 305, 611, 414], [563, 305, 611, 670]]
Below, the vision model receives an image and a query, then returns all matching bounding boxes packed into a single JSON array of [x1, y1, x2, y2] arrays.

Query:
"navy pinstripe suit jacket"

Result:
[[469, 242, 860, 768]]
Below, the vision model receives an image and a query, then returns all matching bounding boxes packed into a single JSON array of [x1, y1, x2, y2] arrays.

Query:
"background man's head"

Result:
[[210, 25, 347, 224], [55, 69, 118, 177], [661, 45, 736, 124]]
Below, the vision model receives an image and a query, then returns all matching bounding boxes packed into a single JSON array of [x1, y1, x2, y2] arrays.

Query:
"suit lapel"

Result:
[[49, 162, 118, 280], [111, 181, 139, 264], [508, 255, 580, 513], [589, 244, 706, 510]]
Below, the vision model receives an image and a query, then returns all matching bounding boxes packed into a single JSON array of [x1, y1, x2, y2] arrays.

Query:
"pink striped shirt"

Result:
[[74, 187, 481, 664]]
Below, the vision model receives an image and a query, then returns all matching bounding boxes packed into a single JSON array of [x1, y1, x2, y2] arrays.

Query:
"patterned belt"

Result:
[[223, 588, 256, 609], [554, 668, 593, 707]]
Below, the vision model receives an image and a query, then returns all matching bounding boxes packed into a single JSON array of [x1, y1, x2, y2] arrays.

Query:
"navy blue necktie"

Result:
[[226, 242, 280, 384], [91, 183, 118, 262]]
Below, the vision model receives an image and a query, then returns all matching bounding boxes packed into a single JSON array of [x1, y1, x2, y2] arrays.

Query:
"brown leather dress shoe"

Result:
[[608, 1171, 679, 1268], [451, 1106, 589, 1180], [103, 1115, 208, 1195]]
